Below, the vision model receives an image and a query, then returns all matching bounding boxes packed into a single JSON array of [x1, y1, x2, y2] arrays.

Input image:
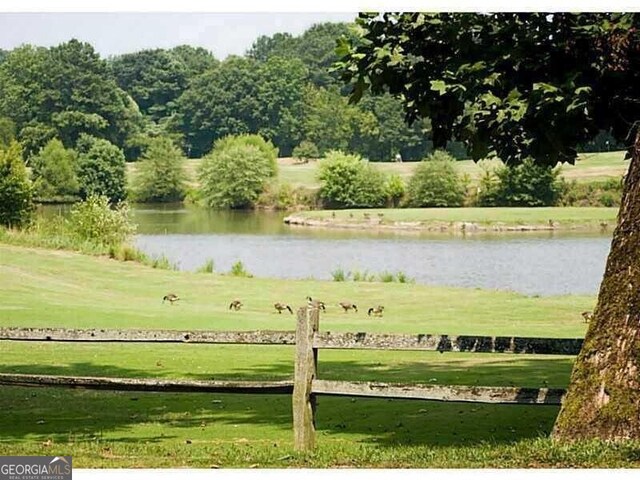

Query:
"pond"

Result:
[[125, 204, 611, 297]]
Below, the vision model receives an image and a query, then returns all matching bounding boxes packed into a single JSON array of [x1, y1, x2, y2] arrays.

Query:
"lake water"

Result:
[[126, 204, 612, 297]]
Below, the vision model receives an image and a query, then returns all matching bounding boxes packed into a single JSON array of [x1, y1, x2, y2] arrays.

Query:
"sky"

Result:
[[0, 12, 357, 59], [0, 0, 633, 59]]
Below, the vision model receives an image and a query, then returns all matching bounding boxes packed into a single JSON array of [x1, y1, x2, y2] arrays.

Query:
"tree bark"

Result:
[[552, 132, 640, 441]]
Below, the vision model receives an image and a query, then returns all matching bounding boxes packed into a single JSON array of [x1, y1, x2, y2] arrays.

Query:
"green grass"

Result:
[[2, 243, 635, 468], [125, 151, 630, 191]]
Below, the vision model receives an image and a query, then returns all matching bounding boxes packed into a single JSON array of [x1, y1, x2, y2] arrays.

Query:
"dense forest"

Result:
[[0, 22, 451, 163], [0, 20, 623, 213]]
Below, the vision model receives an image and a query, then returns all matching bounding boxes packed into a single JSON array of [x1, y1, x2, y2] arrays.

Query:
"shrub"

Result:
[[229, 260, 252, 277], [198, 135, 277, 209], [292, 140, 320, 162], [385, 174, 406, 207], [76, 135, 127, 202], [317, 151, 387, 208], [351, 269, 376, 282], [30, 138, 80, 201], [256, 181, 295, 210], [406, 151, 467, 207], [108, 244, 146, 262], [131, 136, 187, 202], [331, 267, 349, 282], [560, 178, 622, 207], [396, 271, 414, 284], [378, 271, 395, 283], [0, 141, 34, 227], [196, 259, 215, 273], [478, 158, 564, 207], [67, 195, 136, 247]]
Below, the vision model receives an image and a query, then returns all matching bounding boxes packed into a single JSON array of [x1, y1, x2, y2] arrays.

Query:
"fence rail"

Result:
[[0, 327, 582, 354], [311, 380, 565, 404], [0, 310, 582, 451], [0, 327, 295, 345], [313, 331, 583, 354], [0, 373, 293, 394]]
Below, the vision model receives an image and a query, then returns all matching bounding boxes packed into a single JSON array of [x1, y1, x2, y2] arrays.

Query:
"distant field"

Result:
[[126, 151, 629, 190], [0, 244, 607, 467]]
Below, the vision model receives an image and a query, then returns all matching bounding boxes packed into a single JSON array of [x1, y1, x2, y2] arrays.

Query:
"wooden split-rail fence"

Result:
[[0, 308, 583, 451]]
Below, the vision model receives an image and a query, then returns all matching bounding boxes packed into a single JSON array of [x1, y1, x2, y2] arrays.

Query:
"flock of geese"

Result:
[[162, 294, 385, 317]]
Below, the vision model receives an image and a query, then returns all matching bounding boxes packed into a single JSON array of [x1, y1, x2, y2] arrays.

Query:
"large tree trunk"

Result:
[[552, 133, 640, 441]]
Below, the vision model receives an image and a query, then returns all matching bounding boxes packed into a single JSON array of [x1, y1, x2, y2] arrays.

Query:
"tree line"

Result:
[[0, 22, 446, 165]]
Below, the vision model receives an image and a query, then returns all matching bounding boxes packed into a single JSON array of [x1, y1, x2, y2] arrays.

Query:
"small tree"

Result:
[[30, 138, 79, 200], [317, 150, 387, 208], [478, 159, 564, 207], [68, 194, 136, 247], [406, 152, 467, 207], [131, 136, 187, 202], [0, 141, 34, 227], [76, 135, 127, 203], [385, 174, 406, 207], [292, 140, 320, 162], [198, 134, 277, 209]]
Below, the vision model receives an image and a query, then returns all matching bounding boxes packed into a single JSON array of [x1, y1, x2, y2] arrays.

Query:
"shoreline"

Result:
[[283, 214, 614, 234]]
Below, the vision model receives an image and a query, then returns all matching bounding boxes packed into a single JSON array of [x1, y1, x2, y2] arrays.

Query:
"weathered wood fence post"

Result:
[[292, 305, 319, 451]]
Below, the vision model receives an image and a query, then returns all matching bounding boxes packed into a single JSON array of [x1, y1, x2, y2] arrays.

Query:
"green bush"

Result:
[[212, 134, 277, 177], [76, 135, 127, 203], [331, 267, 349, 282], [196, 259, 215, 273], [385, 174, 406, 207], [0, 141, 34, 227], [378, 271, 395, 283], [406, 151, 467, 207], [292, 140, 320, 162], [198, 135, 277, 209], [229, 260, 252, 277], [30, 138, 79, 201], [131, 136, 187, 202], [68, 195, 136, 247], [478, 158, 564, 207], [560, 178, 622, 207], [317, 151, 387, 208]]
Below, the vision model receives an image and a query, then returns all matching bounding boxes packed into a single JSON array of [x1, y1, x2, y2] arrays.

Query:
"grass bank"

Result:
[[1, 244, 636, 467], [285, 207, 619, 233]]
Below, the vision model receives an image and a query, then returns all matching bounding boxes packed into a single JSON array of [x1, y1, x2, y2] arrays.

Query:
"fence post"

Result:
[[293, 305, 319, 451]]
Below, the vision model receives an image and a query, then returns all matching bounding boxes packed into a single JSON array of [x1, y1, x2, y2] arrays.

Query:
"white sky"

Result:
[[0, 1, 635, 59], [0, 12, 357, 59]]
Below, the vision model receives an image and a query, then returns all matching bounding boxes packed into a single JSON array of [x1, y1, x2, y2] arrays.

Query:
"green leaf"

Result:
[[533, 82, 560, 94], [430, 80, 447, 95]]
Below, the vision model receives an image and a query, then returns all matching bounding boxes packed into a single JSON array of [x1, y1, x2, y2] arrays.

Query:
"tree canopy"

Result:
[[0, 40, 141, 157], [337, 13, 640, 166]]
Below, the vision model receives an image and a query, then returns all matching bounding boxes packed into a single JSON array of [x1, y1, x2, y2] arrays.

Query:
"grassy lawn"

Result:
[[3, 244, 634, 467], [126, 150, 630, 190]]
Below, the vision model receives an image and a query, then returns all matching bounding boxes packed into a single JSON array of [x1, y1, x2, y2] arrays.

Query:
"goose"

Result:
[[367, 305, 384, 317], [274, 302, 293, 314], [229, 299, 243, 311], [306, 296, 326, 311], [338, 301, 358, 313], [162, 293, 180, 305]]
